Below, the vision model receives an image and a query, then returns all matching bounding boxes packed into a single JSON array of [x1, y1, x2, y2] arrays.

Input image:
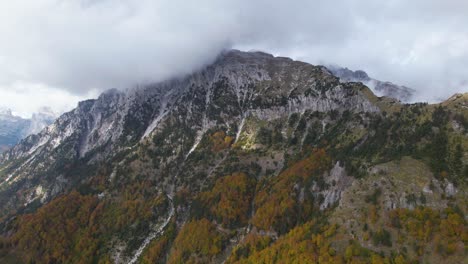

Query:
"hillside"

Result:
[[0, 50, 466, 264]]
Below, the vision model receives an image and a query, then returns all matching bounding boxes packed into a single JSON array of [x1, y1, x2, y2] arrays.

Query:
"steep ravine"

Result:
[[128, 195, 174, 264]]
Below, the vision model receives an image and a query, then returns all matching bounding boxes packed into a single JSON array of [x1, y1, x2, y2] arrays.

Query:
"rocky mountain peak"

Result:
[[0, 50, 379, 213], [327, 66, 370, 82], [328, 65, 415, 102], [0, 50, 466, 264], [217, 49, 275, 61]]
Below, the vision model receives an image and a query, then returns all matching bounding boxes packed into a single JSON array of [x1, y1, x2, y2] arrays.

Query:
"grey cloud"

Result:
[[0, 0, 466, 104]]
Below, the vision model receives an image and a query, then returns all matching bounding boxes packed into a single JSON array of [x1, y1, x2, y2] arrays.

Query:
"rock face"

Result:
[[0, 50, 379, 216], [319, 161, 353, 210], [0, 50, 466, 264], [328, 66, 415, 102]]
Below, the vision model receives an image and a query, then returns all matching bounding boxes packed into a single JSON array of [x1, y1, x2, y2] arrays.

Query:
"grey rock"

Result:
[[328, 65, 415, 102], [0, 49, 380, 217]]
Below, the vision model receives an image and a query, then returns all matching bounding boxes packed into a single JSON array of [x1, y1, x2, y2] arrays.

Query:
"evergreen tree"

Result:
[[450, 144, 463, 179], [429, 131, 448, 177]]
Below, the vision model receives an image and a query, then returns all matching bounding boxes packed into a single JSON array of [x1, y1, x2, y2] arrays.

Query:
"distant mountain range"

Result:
[[328, 65, 416, 102], [0, 107, 56, 152]]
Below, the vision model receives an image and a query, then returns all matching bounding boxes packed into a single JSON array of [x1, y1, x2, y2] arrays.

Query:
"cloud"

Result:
[[0, 0, 467, 115], [0, 82, 98, 118], [0, 0, 232, 93]]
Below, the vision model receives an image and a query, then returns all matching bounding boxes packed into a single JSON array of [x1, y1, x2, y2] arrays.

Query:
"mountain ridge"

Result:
[[0, 50, 466, 264], [328, 65, 416, 102]]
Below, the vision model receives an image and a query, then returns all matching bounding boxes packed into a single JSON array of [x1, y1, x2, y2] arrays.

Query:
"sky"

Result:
[[0, 0, 467, 117]]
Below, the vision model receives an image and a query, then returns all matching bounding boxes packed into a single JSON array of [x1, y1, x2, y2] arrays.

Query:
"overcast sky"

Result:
[[0, 0, 467, 117]]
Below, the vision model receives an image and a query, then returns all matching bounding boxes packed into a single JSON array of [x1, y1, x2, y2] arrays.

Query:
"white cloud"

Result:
[[0, 0, 467, 115], [0, 82, 98, 118]]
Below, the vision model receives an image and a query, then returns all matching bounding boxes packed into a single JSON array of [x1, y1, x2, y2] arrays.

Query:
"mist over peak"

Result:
[[0, 1, 467, 115]]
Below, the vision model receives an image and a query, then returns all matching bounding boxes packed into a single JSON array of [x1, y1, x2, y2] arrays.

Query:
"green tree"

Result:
[[450, 144, 463, 179], [429, 131, 448, 177]]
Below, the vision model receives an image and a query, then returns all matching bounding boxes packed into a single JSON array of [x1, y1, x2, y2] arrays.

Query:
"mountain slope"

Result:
[[0, 50, 377, 216], [0, 50, 466, 264]]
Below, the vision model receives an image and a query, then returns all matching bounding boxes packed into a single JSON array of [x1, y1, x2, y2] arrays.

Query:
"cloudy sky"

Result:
[[0, 0, 467, 117]]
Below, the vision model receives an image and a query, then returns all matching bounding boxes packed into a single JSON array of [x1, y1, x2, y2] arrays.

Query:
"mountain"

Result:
[[0, 109, 30, 152], [26, 107, 57, 137], [328, 66, 416, 102], [0, 50, 466, 264], [0, 108, 56, 153]]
